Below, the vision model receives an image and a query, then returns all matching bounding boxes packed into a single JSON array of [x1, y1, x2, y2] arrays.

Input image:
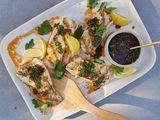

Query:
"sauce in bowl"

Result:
[[108, 32, 140, 65]]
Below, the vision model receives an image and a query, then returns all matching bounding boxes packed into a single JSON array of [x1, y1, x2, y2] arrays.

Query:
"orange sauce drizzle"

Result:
[[8, 37, 22, 67], [7, 16, 60, 67], [49, 16, 60, 25], [85, 8, 95, 15], [102, 49, 106, 57]]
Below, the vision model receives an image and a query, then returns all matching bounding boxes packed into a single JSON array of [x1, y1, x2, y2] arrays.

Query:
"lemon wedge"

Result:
[[113, 67, 136, 79], [65, 34, 80, 54], [37, 36, 47, 59], [23, 49, 43, 60], [110, 12, 131, 26]]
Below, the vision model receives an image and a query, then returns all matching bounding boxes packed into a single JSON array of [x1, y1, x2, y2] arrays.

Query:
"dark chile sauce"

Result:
[[109, 32, 140, 65]]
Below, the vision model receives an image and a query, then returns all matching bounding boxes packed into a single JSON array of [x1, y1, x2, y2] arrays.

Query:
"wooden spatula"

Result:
[[52, 76, 126, 120]]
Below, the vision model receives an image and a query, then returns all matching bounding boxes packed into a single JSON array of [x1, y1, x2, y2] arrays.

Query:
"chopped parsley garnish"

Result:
[[105, 7, 116, 14], [94, 77, 104, 84], [92, 36, 101, 47], [87, 0, 98, 8], [73, 26, 84, 39], [28, 65, 45, 89], [87, 17, 106, 47], [53, 60, 66, 79], [112, 65, 124, 75], [38, 20, 52, 35], [55, 42, 63, 54], [33, 88, 38, 94], [32, 99, 52, 109], [54, 23, 60, 27], [80, 61, 97, 80], [94, 59, 105, 64], [54, 23, 66, 34], [98, 2, 116, 14], [25, 39, 34, 50]]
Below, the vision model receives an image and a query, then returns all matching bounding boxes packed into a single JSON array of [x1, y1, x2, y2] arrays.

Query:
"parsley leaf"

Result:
[[94, 76, 104, 84], [58, 25, 65, 34], [105, 7, 116, 14], [92, 36, 101, 47], [55, 42, 63, 54], [33, 88, 38, 94], [95, 24, 106, 37], [53, 60, 66, 79], [112, 65, 124, 75], [87, 0, 98, 8], [38, 20, 52, 35], [98, 2, 116, 14], [25, 39, 34, 50], [54, 23, 66, 34], [80, 61, 96, 80], [32, 99, 52, 109], [73, 26, 84, 39]]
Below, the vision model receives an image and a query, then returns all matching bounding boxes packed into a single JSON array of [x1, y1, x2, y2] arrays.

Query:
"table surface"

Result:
[[0, 0, 160, 120]]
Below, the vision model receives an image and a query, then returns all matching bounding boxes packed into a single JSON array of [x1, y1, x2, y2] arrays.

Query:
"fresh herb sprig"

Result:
[[38, 20, 52, 35], [98, 2, 116, 14], [58, 25, 65, 34], [32, 99, 52, 109], [87, 0, 98, 9], [87, 17, 106, 47], [80, 61, 97, 80], [53, 60, 66, 79], [55, 42, 63, 54], [25, 39, 35, 50], [54, 23, 67, 34], [28, 65, 45, 89], [73, 26, 84, 39]]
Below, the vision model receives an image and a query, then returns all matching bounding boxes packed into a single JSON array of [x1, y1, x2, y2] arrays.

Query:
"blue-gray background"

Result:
[[0, 0, 160, 120]]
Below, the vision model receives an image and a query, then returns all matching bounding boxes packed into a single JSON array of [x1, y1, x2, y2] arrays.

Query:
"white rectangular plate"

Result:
[[0, 0, 156, 120]]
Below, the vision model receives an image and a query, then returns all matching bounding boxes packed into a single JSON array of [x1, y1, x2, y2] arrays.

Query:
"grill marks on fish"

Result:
[[46, 18, 79, 64], [80, 11, 111, 54]]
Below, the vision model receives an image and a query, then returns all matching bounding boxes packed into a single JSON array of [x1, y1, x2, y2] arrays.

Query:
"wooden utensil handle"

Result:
[[81, 102, 126, 120]]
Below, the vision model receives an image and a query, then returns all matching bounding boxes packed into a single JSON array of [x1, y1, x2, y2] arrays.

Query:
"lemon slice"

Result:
[[37, 36, 47, 59], [23, 49, 43, 60], [65, 34, 80, 54], [110, 12, 131, 26], [23, 57, 34, 61], [113, 67, 136, 79]]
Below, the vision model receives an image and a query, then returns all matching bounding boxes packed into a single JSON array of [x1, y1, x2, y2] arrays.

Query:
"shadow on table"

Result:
[[65, 0, 160, 119]]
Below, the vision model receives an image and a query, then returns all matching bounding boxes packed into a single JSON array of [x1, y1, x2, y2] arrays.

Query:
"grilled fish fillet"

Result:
[[66, 56, 111, 93], [16, 58, 63, 113]]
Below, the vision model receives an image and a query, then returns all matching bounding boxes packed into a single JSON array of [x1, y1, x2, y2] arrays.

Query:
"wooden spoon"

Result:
[[130, 41, 160, 50], [52, 76, 126, 120]]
